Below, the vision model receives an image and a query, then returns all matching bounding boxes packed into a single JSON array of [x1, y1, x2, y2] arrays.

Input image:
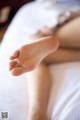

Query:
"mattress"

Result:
[[0, 1, 80, 120]]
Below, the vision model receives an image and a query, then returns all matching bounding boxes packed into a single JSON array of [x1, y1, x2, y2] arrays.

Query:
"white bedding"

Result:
[[0, 1, 80, 120]]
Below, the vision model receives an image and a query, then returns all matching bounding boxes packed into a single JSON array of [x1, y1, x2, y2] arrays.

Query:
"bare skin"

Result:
[[9, 36, 59, 76], [9, 17, 80, 120], [9, 17, 80, 76]]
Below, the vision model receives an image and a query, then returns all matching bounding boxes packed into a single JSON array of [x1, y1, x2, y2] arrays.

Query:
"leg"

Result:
[[56, 17, 80, 49], [27, 63, 52, 120], [39, 17, 80, 49], [36, 17, 80, 64], [26, 47, 80, 120], [44, 48, 80, 64], [44, 16, 80, 63], [32, 17, 80, 63]]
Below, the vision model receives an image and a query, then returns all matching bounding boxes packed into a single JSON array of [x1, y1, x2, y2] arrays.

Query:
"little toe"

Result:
[[10, 50, 19, 60]]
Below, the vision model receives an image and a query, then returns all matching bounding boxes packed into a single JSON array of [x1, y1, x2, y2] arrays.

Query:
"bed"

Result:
[[0, 1, 80, 120]]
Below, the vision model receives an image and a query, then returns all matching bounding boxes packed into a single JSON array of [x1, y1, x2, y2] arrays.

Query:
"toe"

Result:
[[9, 61, 24, 76], [10, 50, 19, 60], [9, 61, 19, 71], [9, 61, 15, 66], [11, 67, 24, 76]]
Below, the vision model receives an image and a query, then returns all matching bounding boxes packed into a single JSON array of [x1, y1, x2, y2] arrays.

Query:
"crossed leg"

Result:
[[9, 17, 80, 75], [9, 17, 80, 120]]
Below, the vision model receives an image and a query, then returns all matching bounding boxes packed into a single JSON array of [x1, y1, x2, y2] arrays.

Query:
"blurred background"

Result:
[[0, 0, 34, 42]]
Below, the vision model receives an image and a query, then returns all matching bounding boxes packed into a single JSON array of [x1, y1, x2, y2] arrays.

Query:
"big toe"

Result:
[[11, 67, 24, 76]]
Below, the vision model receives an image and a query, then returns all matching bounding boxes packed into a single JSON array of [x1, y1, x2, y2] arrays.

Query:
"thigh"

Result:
[[56, 17, 80, 49]]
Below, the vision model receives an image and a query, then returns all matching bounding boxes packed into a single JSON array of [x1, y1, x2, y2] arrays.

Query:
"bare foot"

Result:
[[9, 36, 59, 76]]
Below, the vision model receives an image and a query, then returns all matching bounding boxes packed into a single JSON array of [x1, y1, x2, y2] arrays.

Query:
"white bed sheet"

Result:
[[0, 1, 80, 120]]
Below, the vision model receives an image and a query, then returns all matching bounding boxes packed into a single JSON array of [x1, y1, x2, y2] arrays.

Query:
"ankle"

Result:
[[39, 36, 59, 53], [29, 109, 48, 120], [46, 36, 59, 51]]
